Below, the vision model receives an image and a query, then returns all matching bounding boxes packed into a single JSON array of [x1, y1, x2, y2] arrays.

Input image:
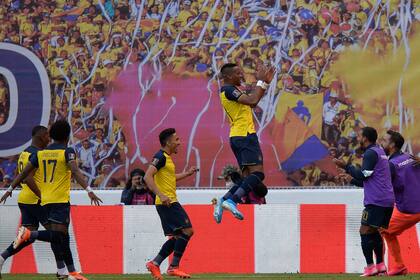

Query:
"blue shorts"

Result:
[[43, 203, 71, 225], [361, 205, 393, 229], [156, 202, 192, 236], [18, 203, 48, 227], [230, 133, 263, 168]]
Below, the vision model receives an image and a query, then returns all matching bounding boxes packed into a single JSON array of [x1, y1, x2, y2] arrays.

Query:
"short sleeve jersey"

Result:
[[151, 150, 177, 205], [17, 146, 42, 204], [219, 85, 256, 137], [30, 143, 77, 206]]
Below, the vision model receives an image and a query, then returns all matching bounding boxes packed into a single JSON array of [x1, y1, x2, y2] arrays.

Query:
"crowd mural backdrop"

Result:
[[0, 0, 419, 188]]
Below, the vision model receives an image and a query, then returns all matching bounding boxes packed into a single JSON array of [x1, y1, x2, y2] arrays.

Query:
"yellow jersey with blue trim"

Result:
[[29, 143, 77, 206], [151, 150, 177, 205], [17, 146, 42, 204], [219, 85, 256, 137]]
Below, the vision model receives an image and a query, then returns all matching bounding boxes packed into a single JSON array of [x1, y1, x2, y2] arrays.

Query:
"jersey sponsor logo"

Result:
[[397, 158, 414, 167]]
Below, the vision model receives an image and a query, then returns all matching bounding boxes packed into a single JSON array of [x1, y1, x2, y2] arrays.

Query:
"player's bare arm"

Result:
[[144, 165, 171, 206], [236, 65, 275, 106], [175, 166, 198, 181], [0, 163, 36, 204], [23, 170, 41, 199], [68, 160, 103, 206]]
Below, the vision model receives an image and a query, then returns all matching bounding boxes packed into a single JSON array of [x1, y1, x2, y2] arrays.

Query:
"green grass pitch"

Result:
[[1, 274, 419, 280]]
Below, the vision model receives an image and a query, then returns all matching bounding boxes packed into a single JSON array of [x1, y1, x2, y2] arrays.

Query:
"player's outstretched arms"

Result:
[[68, 160, 103, 206]]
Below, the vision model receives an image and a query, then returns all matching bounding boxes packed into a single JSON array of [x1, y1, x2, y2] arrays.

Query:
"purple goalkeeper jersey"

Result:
[[363, 145, 394, 207], [389, 152, 420, 214]]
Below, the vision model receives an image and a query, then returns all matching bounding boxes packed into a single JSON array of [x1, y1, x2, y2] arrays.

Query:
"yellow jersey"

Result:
[[30, 143, 76, 206], [220, 85, 256, 137], [17, 146, 42, 204], [151, 150, 177, 205]]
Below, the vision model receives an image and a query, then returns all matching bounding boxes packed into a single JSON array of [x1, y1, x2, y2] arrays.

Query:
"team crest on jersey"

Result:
[[232, 89, 241, 97], [152, 158, 159, 166]]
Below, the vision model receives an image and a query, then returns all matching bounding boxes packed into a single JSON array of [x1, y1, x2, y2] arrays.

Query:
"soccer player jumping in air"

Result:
[[213, 63, 274, 223], [144, 128, 198, 280]]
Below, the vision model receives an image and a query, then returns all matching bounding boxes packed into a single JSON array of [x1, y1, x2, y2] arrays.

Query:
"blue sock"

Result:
[[223, 184, 240, 201], [0, 239, 35, 260], [0, 243, 15, 259], [30, 230, 50, 242], [232, 172, 264, 203]]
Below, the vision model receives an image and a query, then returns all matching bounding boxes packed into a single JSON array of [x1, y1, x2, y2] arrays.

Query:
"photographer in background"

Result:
[[121, 169, 155, 205]]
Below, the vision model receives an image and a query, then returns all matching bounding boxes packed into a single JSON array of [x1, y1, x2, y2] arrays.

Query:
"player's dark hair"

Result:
[[49, 120, 71, 142], [159, 128, 176, 147], [362, 127, 377, 143], [386, 130, 405, 150], [220, 63, 237, 78], [31, 125, 47, 136]]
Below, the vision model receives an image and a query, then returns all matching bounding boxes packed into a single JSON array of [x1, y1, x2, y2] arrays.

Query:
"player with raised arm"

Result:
[[144, 128, 198, 280], [334, 127, 394, 276], [4, 120, 102, 280], [213, 63, 274, 223]]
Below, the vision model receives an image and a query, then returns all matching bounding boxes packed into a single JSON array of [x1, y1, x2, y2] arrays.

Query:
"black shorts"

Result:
[[18, 203, 48, 227], [156, 202, 192, 236], [230, 133, 263, 168], [43, 203, 71, 225], [361, 205, 393, 229]]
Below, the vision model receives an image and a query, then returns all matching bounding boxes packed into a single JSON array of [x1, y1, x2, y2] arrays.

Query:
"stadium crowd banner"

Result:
[[0, 1, 419, 187], [1, 205, 419, 275]]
